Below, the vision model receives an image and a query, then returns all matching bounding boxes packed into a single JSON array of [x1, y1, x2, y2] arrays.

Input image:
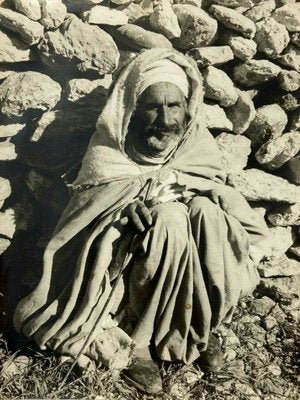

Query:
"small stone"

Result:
[[278, 69, 300, 91], [0, 177, 11, 208], [276, 45, 300, 72], [282, 155, 300, 185], [0, 123, 25, 139], [248, 296, 276, 316], [258, 255, 300, 277], [82, 5, 129, 26], [1, 356, 30, 379], [204, 103, 233, 131], [261, 274, 300, 298], [244, 0, 276, 22], [267, 225, 296, 259], [189, 46, 234, 68], [234, 59, 281, 86], [291, 32, 300, 47], [149, 0, 181, 39], [66, 76, 112, 104], [272, 4, 300, 32], [120, 2, 152, 23], [113, 23, 172, 50], [268, 364, 282, 376], [226, 89, 256, 134], [0, 141, 17, 161], [0, 238, 10, 255], [225, 348, 237, 361], [215, 132, 251, 173], [218, 326, 240, 346], [234, 383, 260, 400], [38, 14, 120, 76], [255, 17, 290, 59], [0, 29, 32, 63], [0, 7, 44, 45], [222, 33, 257, 60], [279, 92, 300, 111], [172, 5, 218, 49], [227, 169, 300, 203], [267, 203, 300, 226], [262, 315, 277, 330], [0, 208, 16, 239], [39, 0, 67, 30], [245, 104, 288, 148], [0, 71, 61, 118], [255, 131, 300, 170], [203, 66, 238, 107], [210, 5, 256, 39], [12, 0, 41, 20]]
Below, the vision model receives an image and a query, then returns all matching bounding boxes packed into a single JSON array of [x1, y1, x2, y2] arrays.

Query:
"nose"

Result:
[[158, 105, 170, 125]]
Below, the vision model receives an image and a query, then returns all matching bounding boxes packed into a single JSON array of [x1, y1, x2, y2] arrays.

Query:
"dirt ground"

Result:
[[0, 273, 299, 400]]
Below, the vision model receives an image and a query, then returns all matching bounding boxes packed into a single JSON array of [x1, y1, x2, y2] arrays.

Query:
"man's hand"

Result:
[[120, 200, 153, 232], [207, 188, 229, 212]]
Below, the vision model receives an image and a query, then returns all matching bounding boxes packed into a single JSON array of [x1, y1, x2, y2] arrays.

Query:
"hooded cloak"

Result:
[[13, 49, 269, 369]]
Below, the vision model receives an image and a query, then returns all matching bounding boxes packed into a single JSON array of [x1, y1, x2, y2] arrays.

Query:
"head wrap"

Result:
[[135, 59, 190, 99]]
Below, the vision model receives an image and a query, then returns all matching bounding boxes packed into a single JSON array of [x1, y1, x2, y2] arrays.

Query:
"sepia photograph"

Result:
[[0, 0, 299, 399]]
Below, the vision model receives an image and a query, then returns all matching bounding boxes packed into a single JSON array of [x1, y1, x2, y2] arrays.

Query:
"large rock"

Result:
[[215, 133, 251, 173], [210, 5, 256, 39], [226, 89, 256, 134], [244, 0, 276, 22], [189, 46, 234, 68], [12, 0, 41, 21], [281, 156, 300, 185], [268, 203, 300, 226], [149, 0, 181, 39], [38, 14, 120, 76], [0, 141, 17, 161], [0, 29, 32, 63], [278, 69, 300, 91], [0, 123, 25, 138], [272, 4, 300, 32], [264, 225, 296, 259], [0, 7, 44, 45], [113, 23, 172, 50], [203, 66, 238, 107], [245, 104, 288, 148], [227, 169, 300, 203], [209, 0, 252, 7], [279, 91, 299, 111], [0, 71, 61, 118], [255, 131, 300, 170], [233, 60, 281, 86], [254, 18, 290, 59], [221, 33, 257, 61], [66, 76, 112, 104], [0, 208, 16, 239], [120, 2, 152, 23], [203, 103, 233, 131], [82, 5, 129, 26], [0, 177, 11, 209], [39, 0, 67, 29], [172, 5, 218, 49], [258, 255, 300, 277], [0, 66, 15, 80], [276, 45, 300, 72]]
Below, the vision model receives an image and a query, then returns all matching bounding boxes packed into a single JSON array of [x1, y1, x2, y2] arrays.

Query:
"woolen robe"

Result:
[[13, 49, 270, 369]]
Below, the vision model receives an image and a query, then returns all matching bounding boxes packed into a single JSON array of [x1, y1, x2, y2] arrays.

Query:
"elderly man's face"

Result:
[[126, 82, 188, 159]]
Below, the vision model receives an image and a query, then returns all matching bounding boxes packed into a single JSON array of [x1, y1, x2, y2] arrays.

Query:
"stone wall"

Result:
[[0, 0, 299, 330]]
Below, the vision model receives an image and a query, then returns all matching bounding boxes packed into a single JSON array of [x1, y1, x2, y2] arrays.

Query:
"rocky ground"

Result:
[[0, 0, 299, 398]]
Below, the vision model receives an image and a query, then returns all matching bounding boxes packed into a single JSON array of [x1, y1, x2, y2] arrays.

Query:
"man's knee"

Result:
[[189, 196, 220, 217], [151, 202, 188, 231]]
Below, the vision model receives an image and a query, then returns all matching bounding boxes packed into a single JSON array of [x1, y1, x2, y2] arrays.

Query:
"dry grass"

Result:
[[0, 293, 299, 400]]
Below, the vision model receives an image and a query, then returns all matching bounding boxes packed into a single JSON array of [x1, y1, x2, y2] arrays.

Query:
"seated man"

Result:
[[14, 49, 269, 394]]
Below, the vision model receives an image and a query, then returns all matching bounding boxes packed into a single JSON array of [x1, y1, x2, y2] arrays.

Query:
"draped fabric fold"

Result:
[[14, 49, 270, 369]]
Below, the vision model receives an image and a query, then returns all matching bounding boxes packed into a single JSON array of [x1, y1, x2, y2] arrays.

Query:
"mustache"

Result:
[[145, 122, 182, 135]]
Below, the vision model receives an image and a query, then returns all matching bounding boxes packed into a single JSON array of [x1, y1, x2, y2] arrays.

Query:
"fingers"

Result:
[[209, 190, 228, 212], [129, 201, 152, 232]]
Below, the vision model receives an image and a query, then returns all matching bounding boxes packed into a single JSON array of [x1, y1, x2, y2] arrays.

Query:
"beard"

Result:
[[141, 122, 185, 154]]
